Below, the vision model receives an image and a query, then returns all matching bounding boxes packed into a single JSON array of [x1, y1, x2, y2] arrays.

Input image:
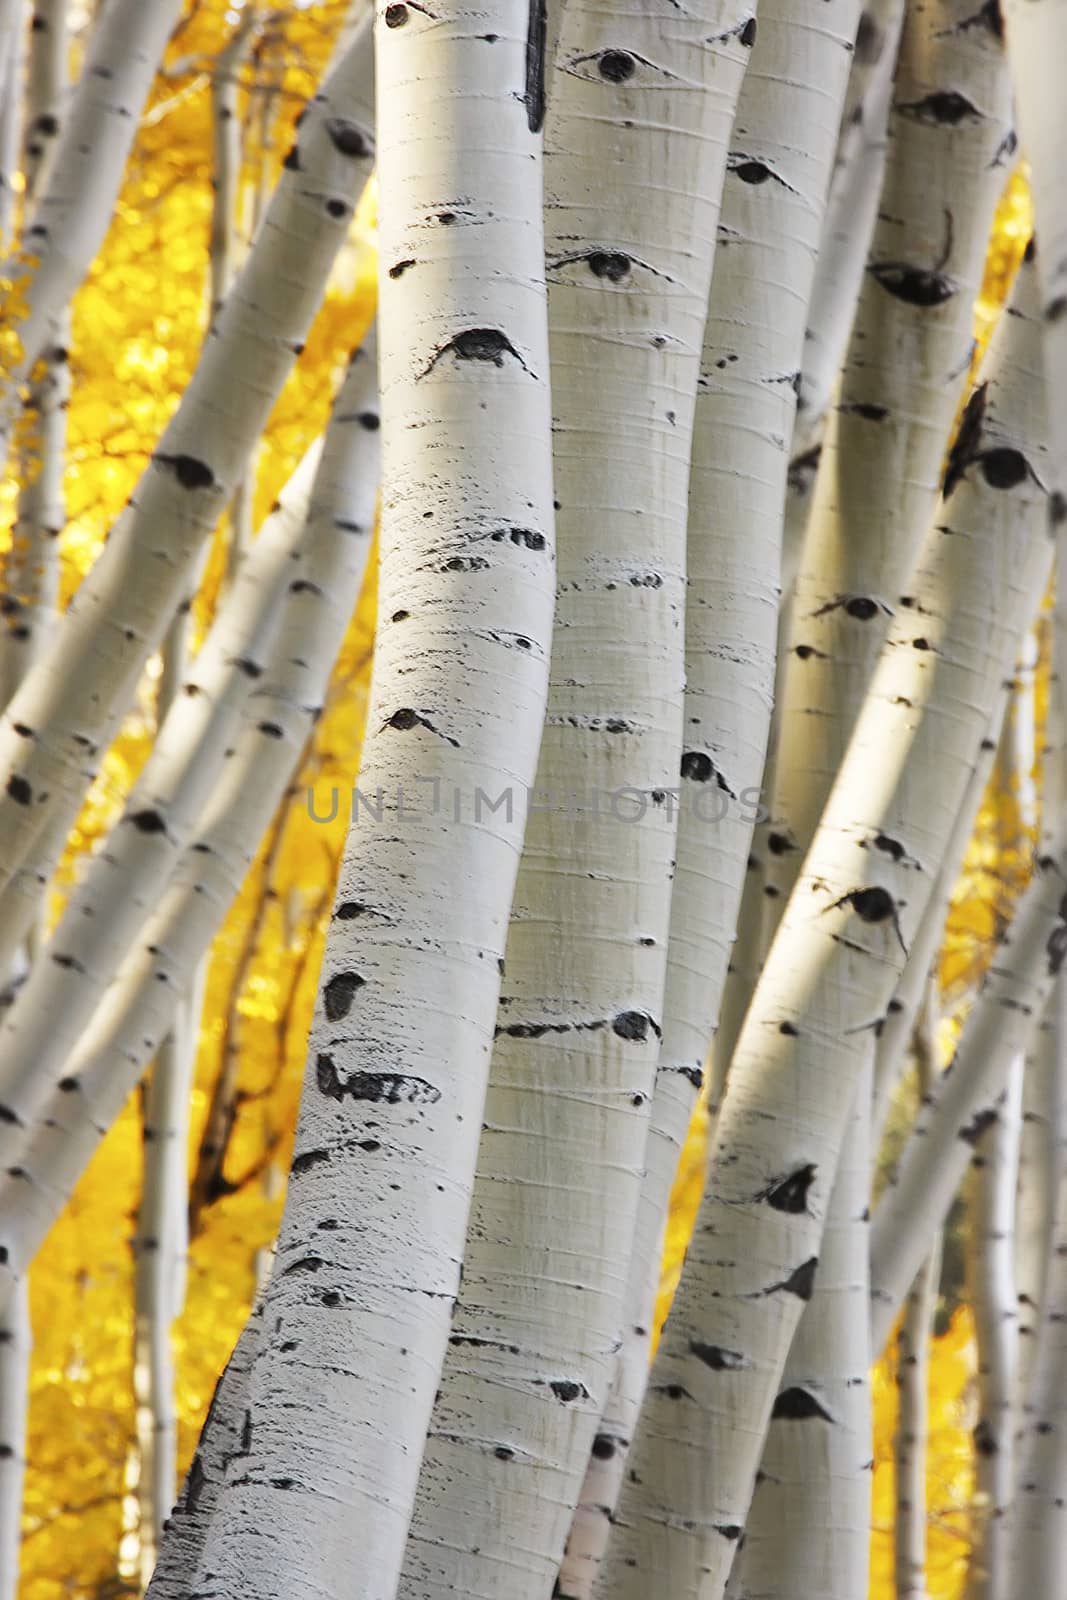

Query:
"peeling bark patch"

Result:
[[525, 0, 547, 130], [6, 775, 31, 805], [420, 328, 532, 378], [760, 1164, 817, 1214], [315, 1055, 441, 1105], [689, 1341, 747, 1371], [897, 90, 982, 124], [323, 971, 365, 1021], [155, 453, 216, 490], [597, 49, 635, 80], [772, 1386, 834, 1421], [959, 1107, 998, 1145]]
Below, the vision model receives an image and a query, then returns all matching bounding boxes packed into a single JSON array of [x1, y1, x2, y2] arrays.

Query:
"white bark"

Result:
[[210, 12, 259, 318], [964, 1055, 1022, 1600], [598, 242, 1051, 1600], [21, 0, 68, 204], [155, 6, 559, 1588], [562, 0, 859, 1588], [401, 0, 754, 1593], [870, 831, 1067, 1352], [0, 327, 380, 1296], [893, 977, 942, 1600], [1, 0, 183, 396], [145, 1296, 265, 1600], [727, 1064, 872, 1600], [0, 437, 323, 1150], [0, 16, 375, 975], [0, 0, 24, 250], [766, 0, 1013, 922], [0, 1278, 30, 1600]]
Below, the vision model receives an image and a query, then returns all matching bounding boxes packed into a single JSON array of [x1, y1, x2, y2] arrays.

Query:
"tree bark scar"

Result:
[[525, 0, 547, 132]]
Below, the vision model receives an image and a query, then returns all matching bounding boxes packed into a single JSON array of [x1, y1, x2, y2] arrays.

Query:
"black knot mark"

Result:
[[6, 775, 31, 806], [760, 1163, 817, 1214], [385, 2, 408, 23], [959, 1107, 998, 1146], [980, 448, 1029, 489], [740, 15, 757, 44], [588, 251, 631, 282], [731, 158, 772, 185], [420, 328, 532, 379], [323, 971, 365, 1021], [943, 381, 986, 496], [767, 831, 796, 856], [869, 262, 956, 307], [591, 1433, 616, 1459], [897, 90, 982, 125], [291, 1148, 330, 1176], [550, 1379, 587, 1402], [689, 1341, 746, 1371], [715, 1524, 744, 1542], [325, 118, 371, 158], [612, 1010, 657, 1041], [679, 751, 735, 795], [855, 11, 882, 60], [335, 901, 366, 920], [845, 595, 879, 619], [1048, 921, 1067, 977], [526, 0, 547, 131], [389, 259, 416, 279], [597, 49, 635, 81], [842, 403, 888, 424], [384, 707, 459, 747], [315, 1054, 441, 1106], [155, 453, 216, 491], [772, 1386, 834, 1421], [1050, 492, 1067, 527], [779, 1256, 818, 1300], [283, 144, 302, 173], [779, 1021, 799, 1036], [872, 833, 906, 861], [974, 1419, 998, 1457]]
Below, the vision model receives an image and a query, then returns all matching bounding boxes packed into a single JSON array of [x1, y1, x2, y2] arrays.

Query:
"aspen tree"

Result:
[[0, 1279, 29, 1600], [0, 439, 324, 1148], [151, 6, 559, 1593], [870, 831, 1067, 1351], [20, 0, 68, 205], [1013, 990, 1061, 1424], [598, 246, 1051, 1600], [766, 0, 1013, 921], [893, 979, 943, 1600], [398, 0, 757, 1592], [0, 16, 375, 975], [0, 0, 184, 404], [0, 328, 380, 1298], [561, 1, 859, 1589]]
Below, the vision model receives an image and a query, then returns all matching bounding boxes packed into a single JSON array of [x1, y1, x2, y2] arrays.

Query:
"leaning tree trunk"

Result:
[[397, 0, 754, 1594], [0, 1278, 29, 1600], [0, 327, 380, 1300], [148, 9, 559, 1597], [0, 14, 375, 977], [596, 241, 1051, 1600], [560, 0, 860, 1589]]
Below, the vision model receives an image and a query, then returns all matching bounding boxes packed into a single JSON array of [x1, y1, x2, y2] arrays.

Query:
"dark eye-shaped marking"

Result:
[[563, 47, 677, 85]]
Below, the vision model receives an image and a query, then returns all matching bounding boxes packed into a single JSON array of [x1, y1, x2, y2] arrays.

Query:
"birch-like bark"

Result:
[[598, 243, 1051, 1600], [0, 329, 380, 1295], [1, 0, 183, 399], [21, 0, 68, 204], [0, 17, 375, 974], [726, 1064, 872, 1600], [0, 0, 23, 251], [964, 1055, 1022, 1600], [870, 831, 1067, 1351], [401, 1, 754, 1593], [157, 8, 558, 1592], [0, 1278, 30, 1600], [0, 437, 324, 1149], [871, 697, 1004, 1144], [209, 12, 259, 318], [144, 1297, 264, 1600], [562, 1, 859, 1589], [893, 977, 942, 1600], [765, 0, 1013, 924]]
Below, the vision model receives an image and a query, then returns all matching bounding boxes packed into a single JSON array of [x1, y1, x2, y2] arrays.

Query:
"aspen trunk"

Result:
[[964, 1055, 1021, 1600], [21, 0, 68, 204], [0, 17, 375, 974], [893, 978, 943, 1600], [562, 0, 860, 1588], [400, 0, 754, 1592], [0, 1278, 30, 1600], [598, 244, 1051, 1600], [0, 329, 379, 1299], [151, 8, 559, 1592]]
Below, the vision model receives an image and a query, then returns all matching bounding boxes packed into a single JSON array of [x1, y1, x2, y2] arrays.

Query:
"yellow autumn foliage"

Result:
[[0, 0, 1041, 1590]]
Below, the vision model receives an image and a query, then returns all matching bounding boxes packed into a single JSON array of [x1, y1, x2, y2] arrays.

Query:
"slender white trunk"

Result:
[[401, 1, 755, 1593], [766, 0, 1013, 921], [144, 1296, 265, 1600], [870, 828, 1067, 1352], [21, 0, 68, 204], [964, 1055, 1022, 1600], [562, 1, 859, 1590], [209, 12, 259, 319], [872, 695, 1004, 1144], [1, 0, 183, 397], [0, 436, 323, 1150], [152, 7, 559, 1592], [0, 17, 375, 974], [0, 1, 24, 249], [0, 1278, 30, 1600], [727, 1063, 872, 1600], [893, 976, 942, 1600], [598, 241, 1051, 1600], [1014, 990, 1058, 1425], [0, 329, 380, 1298]]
